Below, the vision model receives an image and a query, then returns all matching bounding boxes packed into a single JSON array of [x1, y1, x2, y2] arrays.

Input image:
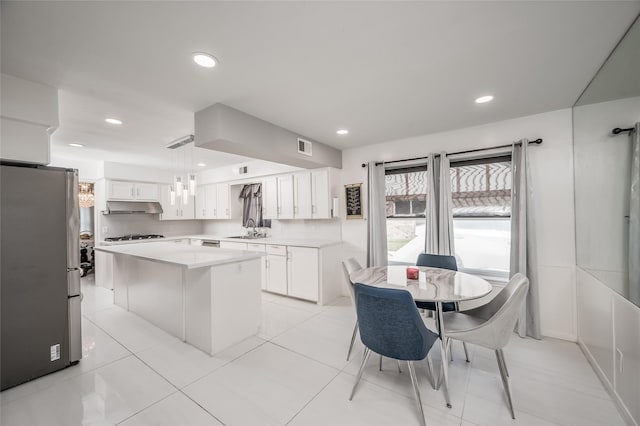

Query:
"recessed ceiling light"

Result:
[[105, 117, 123, 125], [68, 143, 84, 148], [197, 163, 207, 167], [192, 52, 217, 68], [475, 95, 494, 104], [336, 129, 349, 135]]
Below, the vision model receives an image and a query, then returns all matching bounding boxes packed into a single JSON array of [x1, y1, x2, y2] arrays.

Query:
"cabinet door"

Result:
[[311, 169, 331, 219], [216, 183, 230, 219], [180, 192, 196, 219], [262, 177, 279, 219], [195, 185, 207, 219], [220, 241, 248, 250], [247, 244, 267, 290], [266, 254, 288, 295], [278, 175, 295, 219], [293, 172, 312, 219], [287, 246, 319, 301], [134, 183, 159, 201], [159, 185, 180, 220], [205, 185, 217, 218], [108, 181, 135, 200]]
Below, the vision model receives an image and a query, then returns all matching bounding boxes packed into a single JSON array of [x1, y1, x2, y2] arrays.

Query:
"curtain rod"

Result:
[[361, 138, 543, 168], [612, 127, 635, 135]]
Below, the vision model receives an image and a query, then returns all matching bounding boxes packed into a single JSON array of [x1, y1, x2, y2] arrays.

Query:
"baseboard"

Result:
[[578, 340, 637, 426], [542, 330, 577, 342]]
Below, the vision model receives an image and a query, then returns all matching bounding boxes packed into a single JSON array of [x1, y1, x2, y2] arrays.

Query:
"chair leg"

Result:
[[449, 338, 454, 362], [347, 320, 358, 361], [397, 360, 402, 373], [462, 342, 470, 363], [407, 361, 427, 426], [350, 347, 372, 400], [495, 349, 516, 419], [425, 353, 436, 390]]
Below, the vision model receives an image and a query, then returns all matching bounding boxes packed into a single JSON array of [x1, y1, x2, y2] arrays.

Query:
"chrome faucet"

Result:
[[246, 218, 257, 236]]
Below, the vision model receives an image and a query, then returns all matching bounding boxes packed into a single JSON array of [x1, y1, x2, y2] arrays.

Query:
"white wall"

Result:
[[0, 73, 58, 164], [340, 108, 577, 340], [198, 159, 300, 184], [574, 96, 640, 426], [50, 155, 104, 181]]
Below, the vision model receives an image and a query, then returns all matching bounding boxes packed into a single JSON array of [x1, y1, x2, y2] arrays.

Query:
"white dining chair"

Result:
[[341, 258, 363, 361], [441, 273, 529, 419]]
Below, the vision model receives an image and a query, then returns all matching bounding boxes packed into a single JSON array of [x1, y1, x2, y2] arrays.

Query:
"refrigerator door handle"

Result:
[[66, 170, 80, 270], [68, 295, 82, 363], [67, 268, 81, 297]]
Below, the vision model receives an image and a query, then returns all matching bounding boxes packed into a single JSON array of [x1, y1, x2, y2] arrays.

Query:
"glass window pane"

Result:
[[387, 218, 425, 264], [453, 218, 511, 276]]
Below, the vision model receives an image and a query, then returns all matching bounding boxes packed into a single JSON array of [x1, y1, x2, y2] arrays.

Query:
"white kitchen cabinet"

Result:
[[197, 184, 218, 219], [247, 243, 267, 290], [266, 245, 288, 295], [287, 246, 319, 301], [293, 172, 312, 219], [159, 184, 194, 220], [216, 183, 231, 219], [108, 181, 135, 200], [108, 180, 158, 201], [277, 175, 295, 219], [220, 241, 248, 251], [195, 183, 237, 220], [135, 183, 159, 201], [95, 250, 113, 290], [311, 169, 331, 219], [262, 177, 279, 219]]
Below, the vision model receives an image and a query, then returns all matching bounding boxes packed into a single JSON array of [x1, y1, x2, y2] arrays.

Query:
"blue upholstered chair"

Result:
[[415, 253, 470, 362], [350, 283, 439, 426]]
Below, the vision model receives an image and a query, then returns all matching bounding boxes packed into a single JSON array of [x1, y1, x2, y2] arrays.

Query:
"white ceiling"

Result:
[[2, 1, 639, 169]]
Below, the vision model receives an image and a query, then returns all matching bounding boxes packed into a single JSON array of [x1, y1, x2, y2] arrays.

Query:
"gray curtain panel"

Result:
[[239, 183, 263, 227], [425, 153, 455, 255], [629, 123, 640, 306], [367, 162, 388, 267], [510, 140, 541, 339]]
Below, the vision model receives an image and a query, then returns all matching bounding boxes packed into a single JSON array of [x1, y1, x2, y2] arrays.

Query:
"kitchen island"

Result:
[[95, 242, 263, 355]]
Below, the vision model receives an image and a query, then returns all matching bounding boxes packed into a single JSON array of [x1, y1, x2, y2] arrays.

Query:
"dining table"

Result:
[[350, 265, 493, 408]]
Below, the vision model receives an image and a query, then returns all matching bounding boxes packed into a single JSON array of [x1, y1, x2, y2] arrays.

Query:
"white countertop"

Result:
[[99, 235, 343, 249], [95, 242, 264, 269], [187, 234, 343, 249]]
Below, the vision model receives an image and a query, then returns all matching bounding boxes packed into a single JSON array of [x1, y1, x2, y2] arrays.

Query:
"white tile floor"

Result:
[[0, 276, 627, 426]]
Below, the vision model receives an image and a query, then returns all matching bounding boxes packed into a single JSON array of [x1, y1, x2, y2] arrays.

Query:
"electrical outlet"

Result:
[[102, 226, 108, 234], [616, 348, 624, 373]]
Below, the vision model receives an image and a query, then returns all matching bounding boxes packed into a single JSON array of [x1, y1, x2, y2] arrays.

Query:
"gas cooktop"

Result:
[[104, 234, 164, 242]]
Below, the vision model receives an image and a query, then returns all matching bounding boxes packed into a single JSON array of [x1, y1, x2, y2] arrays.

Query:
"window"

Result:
[[450, 156, 512, 278], [385, 166, 428, 265], [383, 156, 512, 276]]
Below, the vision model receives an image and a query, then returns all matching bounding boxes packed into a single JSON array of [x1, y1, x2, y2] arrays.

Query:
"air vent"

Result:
[[297, 138, 312, 156], [238, 166, 248, 175], [166, 134, 195, 149]]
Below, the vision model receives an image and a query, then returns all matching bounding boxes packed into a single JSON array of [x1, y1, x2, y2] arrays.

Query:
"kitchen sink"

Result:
[[228, 235, 267, 240]]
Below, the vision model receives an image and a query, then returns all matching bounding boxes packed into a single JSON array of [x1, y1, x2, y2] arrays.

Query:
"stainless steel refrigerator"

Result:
[[1, 163, 82, 391]]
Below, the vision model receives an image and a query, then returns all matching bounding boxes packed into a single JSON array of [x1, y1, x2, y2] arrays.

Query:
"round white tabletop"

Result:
[[350, 265, 492, 303]]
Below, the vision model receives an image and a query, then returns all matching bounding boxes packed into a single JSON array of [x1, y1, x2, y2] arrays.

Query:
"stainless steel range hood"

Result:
[[103, 201, 163, 215]]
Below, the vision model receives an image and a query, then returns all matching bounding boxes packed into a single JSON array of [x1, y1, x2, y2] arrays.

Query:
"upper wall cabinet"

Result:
[[262, 168, 334, 220], [195, 183, 240, 220], [159, 184, 195, 220], [311, 169, 331, 219], [107, 180, 159, 201]]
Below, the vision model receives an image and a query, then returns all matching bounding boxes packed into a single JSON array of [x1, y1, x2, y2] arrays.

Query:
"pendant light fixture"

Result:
[[166, 135, 196, 206]]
